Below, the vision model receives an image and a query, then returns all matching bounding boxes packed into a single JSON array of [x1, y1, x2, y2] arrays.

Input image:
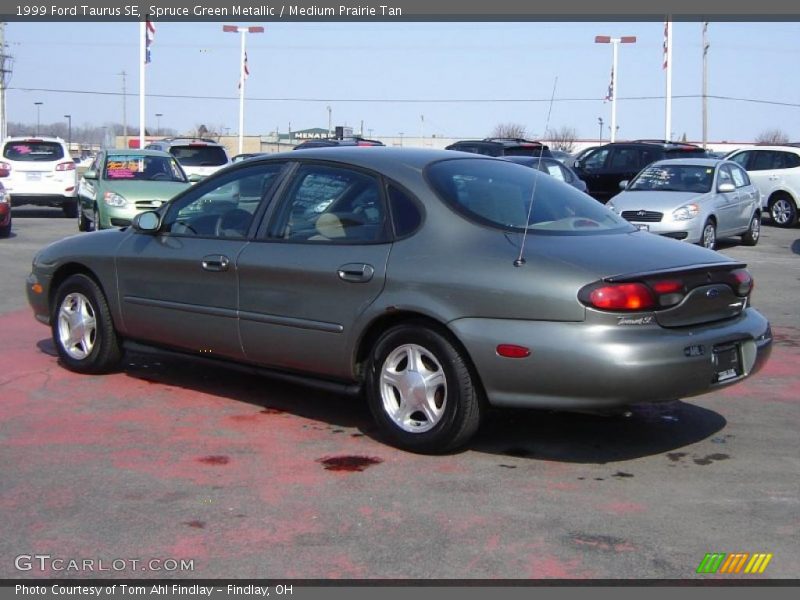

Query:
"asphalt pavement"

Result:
[[1, 206, 798, 579]]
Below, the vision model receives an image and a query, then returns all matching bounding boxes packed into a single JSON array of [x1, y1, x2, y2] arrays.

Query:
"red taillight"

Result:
[[56, 162, 75, 171], [730, 269, 753, 296], [0, 161, 10, 177], [651, 279, 684, 294], [588, 283, 655, 311], [496, 344, 531, 359]]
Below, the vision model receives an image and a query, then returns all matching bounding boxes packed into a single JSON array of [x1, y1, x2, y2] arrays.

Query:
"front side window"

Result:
[[727, 151, 749, 169], [427, 158, 631, 235], [162, 163, 285, 238], [718, 165, 734, 186], [582, 148, 609, 170], [730, 165, 748, 188], [270, 164, 388, 243]]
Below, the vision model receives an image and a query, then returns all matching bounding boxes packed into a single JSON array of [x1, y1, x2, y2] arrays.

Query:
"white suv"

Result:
[[144, 138, 230, 181], [726, 145, 800, 227], [0, 136, 79, 217]]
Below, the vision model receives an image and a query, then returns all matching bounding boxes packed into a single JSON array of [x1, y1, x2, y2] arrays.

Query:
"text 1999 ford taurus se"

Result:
[[27, 148, 773, 453]]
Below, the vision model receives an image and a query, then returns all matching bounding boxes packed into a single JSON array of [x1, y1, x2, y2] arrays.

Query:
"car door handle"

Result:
[[201, 255, 230, 272], [337, 263, 374, 283]]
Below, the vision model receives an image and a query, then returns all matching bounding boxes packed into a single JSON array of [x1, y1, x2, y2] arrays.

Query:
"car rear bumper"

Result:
[[449, 308, 772, 411], [10, 193, 77, 207]]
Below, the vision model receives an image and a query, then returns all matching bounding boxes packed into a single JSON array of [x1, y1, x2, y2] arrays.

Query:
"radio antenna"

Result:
[[514, 76, 558, 267]]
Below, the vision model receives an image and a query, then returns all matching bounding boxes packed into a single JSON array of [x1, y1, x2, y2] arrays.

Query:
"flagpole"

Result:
[[665, 19, 673, 141], [139, 20, 145, 148], [238, 29, 245, 155]]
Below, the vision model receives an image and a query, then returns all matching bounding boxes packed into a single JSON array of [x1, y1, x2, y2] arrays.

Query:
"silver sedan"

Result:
[[607, 159, 762, 249]]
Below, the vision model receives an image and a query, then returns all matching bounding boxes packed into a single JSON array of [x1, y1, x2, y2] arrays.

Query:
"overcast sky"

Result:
[[5, 20, 800, 142]]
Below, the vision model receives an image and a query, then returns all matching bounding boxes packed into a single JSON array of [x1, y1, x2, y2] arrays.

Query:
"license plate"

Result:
[[712, 343, 742, 383], [26, 172, 42, 181], [635, 223, 649, 231]]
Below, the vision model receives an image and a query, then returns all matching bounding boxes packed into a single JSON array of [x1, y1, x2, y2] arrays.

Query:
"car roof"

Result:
[[254, 146, 497, 172], [650, 158, 723, 167], [104, 149, 175, 158], [148, 137, 225, 146], [3, 135, 67, 144], [729, 145, 800, 153]]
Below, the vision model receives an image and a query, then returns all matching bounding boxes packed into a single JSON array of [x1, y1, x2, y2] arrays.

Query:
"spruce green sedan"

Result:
[[29, 148, 773, 453], [77, 149, 190, 231]]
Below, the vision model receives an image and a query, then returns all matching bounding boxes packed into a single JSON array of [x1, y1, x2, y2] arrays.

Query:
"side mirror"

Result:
[[717, 182, 735, 193], [83, 169, 98, 180], [619, 180, 629, 190], [573, 160, 581, 169], [188, 174, 203, 183], [132, 211, 161, 233]]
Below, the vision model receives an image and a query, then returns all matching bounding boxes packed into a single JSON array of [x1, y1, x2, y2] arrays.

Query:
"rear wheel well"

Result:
[[768, 190, 796, 206], [355, 311, 486, 399]]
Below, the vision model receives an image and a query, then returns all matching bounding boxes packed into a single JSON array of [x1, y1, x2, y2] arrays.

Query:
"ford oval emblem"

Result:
[[706, 288, 720, 298]]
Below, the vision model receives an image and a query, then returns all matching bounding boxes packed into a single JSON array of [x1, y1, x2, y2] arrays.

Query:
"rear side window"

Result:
[[169, 145, 228, 166], [774, 151, 800, 169], [427, 158, 631, 235], [608, 148, 641, 169], [388, 184, 422, 238], [3, 141, 65, 162]]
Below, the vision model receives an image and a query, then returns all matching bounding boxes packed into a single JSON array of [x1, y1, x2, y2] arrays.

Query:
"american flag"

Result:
[[604, 66, 614, 102], [663, 21, 669, 70], [145, 16, 156, 64], [238, 52, 250, 89]]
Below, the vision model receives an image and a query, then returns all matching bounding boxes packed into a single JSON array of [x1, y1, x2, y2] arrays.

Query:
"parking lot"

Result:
[[1, 207, 798, 579]]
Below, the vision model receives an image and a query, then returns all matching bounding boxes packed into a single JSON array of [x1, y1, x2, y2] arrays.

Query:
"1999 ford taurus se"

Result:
[[27, 148, 773, 453]]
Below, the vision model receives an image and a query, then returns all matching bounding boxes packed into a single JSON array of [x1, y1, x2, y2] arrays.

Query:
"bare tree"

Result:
[[490, 122, 527, 139], [546, 126, 578, 152], [755, 128, 790, 145]]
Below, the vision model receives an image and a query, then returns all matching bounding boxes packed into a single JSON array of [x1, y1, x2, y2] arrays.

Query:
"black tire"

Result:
[[700, 218, 717, 250], [92, 206, 100, 231], [768, 195, 798, 228], [51, 274, 122, 374], [78, 208, 91, 232], [741, 212, 761, 246], [0, 220, 10, 238], [365, 322, 483, 454], [62, 200, 78, 219]]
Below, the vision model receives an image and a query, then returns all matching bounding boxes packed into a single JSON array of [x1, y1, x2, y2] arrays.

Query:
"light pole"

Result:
[[64, 114, 72, 153], [595, 35, 636, 143], [326, 105, 332, 137], [155, 113, 162, 136], [398, 132, 404, 147], [34, 102, 43, 135], [597, 117, 604, 143], [223, 25, 264, 154]]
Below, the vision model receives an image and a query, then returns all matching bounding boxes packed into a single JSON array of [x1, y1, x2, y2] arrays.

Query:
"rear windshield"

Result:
[[664, 148, 708, 159], [629, 164, 714, 193], [427, 158, 632, 235], [3, 141, 65, 162], [503, 145, 549, 157], [104, 154, 187, 182], [169, 145, 228, 167]]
